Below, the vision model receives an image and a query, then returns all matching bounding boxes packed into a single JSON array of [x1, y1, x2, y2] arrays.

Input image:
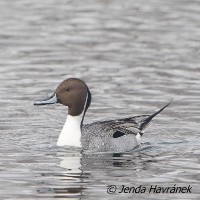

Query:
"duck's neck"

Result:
[[57, 92, 90, 147], [57, 114, 83, 147]]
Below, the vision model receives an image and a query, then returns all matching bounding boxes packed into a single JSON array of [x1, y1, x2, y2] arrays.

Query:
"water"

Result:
[[0, 0, 200, 199]]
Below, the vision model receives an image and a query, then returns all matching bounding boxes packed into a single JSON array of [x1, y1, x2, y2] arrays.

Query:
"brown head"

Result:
[[34, 78, 91, 117]]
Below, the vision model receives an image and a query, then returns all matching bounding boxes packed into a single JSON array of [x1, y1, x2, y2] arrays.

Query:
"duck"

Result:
[[34, 78, 172, 153]]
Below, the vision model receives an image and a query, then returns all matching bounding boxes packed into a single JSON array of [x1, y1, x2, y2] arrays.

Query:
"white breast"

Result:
[[57, 114, 82, 147], [57, 93, 89, 147]]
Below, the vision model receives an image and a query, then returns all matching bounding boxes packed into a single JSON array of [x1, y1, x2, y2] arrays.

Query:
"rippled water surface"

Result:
[[0, 0, 200, 199]]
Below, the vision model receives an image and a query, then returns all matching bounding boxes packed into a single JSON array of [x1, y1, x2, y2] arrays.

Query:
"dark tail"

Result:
[[139, 99, 173, 135]]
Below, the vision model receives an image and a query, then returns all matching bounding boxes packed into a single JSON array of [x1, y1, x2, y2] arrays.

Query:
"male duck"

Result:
[[34, 78, 171, 152]]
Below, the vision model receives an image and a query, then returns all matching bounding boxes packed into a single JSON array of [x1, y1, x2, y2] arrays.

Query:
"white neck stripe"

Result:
[[57, 93, 88, 147]]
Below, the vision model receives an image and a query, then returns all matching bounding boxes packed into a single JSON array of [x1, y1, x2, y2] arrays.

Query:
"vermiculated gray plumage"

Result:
[[82, 100, 171, 153]]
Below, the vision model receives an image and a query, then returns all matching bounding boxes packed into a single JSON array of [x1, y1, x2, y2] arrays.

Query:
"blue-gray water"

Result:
[[0, 0, 200, 199]]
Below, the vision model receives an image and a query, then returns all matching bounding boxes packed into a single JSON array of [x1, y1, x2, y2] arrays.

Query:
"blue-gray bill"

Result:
[[34, 93, 57, 105]]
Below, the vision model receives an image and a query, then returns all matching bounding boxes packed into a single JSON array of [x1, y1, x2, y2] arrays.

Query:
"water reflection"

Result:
[[29, 141, 200, 199], [48, 147, 160, 198]]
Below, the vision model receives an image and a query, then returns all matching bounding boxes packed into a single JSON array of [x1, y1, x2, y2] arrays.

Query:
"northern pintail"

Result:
[[34, 78, 172, 152]]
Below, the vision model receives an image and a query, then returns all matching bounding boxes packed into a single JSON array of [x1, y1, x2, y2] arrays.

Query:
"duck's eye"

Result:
[[64, 88, 70, 92]]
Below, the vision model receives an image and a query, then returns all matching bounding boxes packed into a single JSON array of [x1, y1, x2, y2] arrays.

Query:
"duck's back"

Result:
[[81, 115, 149, 152]]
